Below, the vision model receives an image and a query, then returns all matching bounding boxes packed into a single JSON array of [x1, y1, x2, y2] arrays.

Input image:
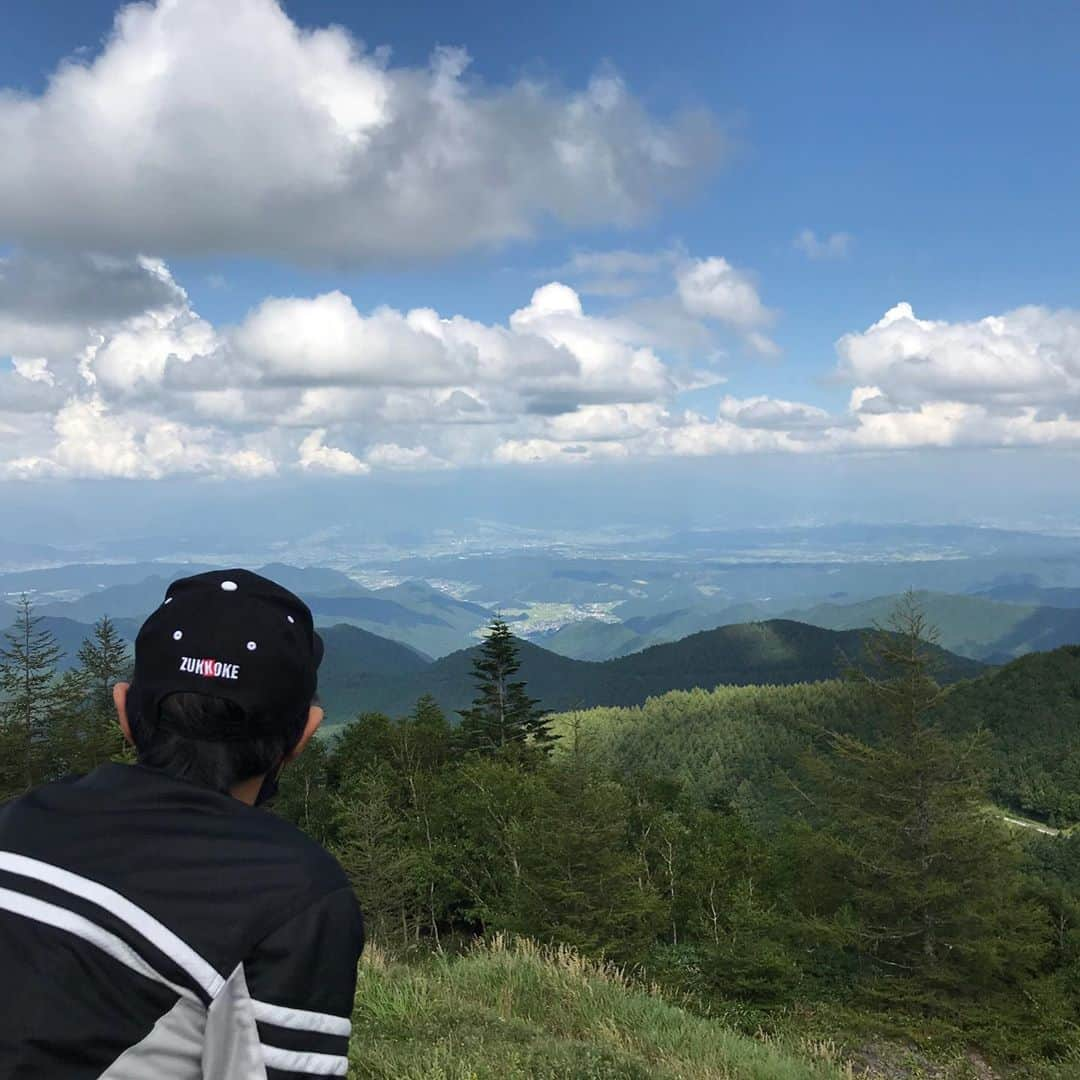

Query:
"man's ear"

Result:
[[285, 703, 323, 762], [113, 681, 135, 747]]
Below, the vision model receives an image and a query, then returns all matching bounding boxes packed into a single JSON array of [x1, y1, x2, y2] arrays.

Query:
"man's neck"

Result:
[[230, 774, 266, 806]]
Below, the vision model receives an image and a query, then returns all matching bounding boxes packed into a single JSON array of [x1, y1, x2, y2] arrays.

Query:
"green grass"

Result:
[[349, 934, 845, 1079]]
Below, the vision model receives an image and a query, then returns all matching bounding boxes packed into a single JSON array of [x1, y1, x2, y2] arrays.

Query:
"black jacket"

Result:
[[0, 762, 364, 1078]]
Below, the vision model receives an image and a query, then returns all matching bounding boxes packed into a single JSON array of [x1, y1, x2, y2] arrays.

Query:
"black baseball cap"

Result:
[[132, 569, 324, 740]]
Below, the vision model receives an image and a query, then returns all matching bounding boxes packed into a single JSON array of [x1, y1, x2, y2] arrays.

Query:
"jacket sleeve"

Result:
[[240, 885, 365, 1079]]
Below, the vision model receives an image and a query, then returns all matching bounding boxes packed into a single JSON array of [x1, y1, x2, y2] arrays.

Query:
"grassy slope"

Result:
[[351, 935, 841, 1080]]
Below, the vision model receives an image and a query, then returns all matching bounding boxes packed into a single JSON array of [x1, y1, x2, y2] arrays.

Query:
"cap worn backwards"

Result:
[[133, 569, 324, 740]]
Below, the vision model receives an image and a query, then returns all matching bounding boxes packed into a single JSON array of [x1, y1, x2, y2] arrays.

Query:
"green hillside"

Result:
[[787, 590, 1080, 660], [0, 560, 209, 594], [539, 618, 642, 660], [322, 619, 981, 725], [318, 624, 432, 722], [39, 575, 178, 621], [352, 936, 840, 1080], [936, 645, 1080, 824], [378, 580, 490, 627], [549, 679, 870, 813], [548, 644, 1080, 829], [314, 580, 490, 657], [541, 604, 767, 661]]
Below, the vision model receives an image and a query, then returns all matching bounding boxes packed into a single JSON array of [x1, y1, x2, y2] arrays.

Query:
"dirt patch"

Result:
[[847, 1039, 1001, 1080]]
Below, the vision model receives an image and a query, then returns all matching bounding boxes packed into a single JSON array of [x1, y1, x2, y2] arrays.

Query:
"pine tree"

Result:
[[456, 618, 556, 756], [67, 616, 131, 773], [401, 694, 452, 773], [0, 595, 65, 798], [815, 593, 1046, 1001], [507, 718, 662, 960]]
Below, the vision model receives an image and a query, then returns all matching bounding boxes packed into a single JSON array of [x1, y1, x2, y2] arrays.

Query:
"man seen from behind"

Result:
[[0, 569, 364, 1079]]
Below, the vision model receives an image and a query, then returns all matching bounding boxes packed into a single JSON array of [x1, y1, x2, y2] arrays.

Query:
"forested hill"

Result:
[[935, 644, 1080, 824], [317, 618, 982, 724], [787, 589, 1080, 662], [545, 644, 1080, 829]]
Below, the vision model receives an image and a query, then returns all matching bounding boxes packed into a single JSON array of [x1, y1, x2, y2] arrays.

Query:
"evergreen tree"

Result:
[[0, 595, 64, 798], [399, 694, 452, 773], [505, 719, 662, 960], [333, 766, 421, 945], [276, 736, 338, 847], [67, 616, 131, 773], [814, 593, 1046, 1001], [456, 618, 556, 756]]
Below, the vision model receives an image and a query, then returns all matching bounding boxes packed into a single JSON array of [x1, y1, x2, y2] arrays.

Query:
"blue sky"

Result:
[[1, 0, 1079, 536]]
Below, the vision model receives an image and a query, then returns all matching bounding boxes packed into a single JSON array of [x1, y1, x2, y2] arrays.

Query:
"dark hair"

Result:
[[128, 691, 307, 795]]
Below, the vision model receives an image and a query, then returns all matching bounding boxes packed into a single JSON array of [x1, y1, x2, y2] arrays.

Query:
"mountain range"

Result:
[[537, 590, 1080, 664], [315, 618, 982, 726], [1, 563, 491, 659], [782, 590, 1080, 663], [0, 583, 984, 727]]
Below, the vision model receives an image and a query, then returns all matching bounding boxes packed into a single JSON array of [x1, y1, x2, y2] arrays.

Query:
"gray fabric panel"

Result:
[[97, 997, 205, 1080], [202, 964, 268, 1080]]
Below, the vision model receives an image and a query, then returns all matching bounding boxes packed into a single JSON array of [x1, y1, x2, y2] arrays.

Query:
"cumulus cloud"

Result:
[[9, 247, 1080, 481], [233, 293, 468, 388], [0, 251, 185, 326], [0, 250, 214, 401], [0, 251, 718, 477], [675, 257, 779, 355], [836, 301, 1080, 412], [794, 229, 852, 260], [7, 397, 211, 479], [298, 430, 370, 475], [717, 394, 836, 431], [0, 0, 720, 264], [365, 443, 448, 470]]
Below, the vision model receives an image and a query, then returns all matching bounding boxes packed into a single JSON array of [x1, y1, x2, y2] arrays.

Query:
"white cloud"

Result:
[[543, 402, 671, 443], [717, 394, 835, 431], [0, 0, 719, 264], [297, 429, 370, 475], [836, 301, 1080, 411], [224, 449, 277, 478], [2, 392, 279, 481], [10, 247, 1080, 482], [234, 292, 467, 387], [794, 229, 852, 260], [675, 257, 778, 355], [493, 437, 631, 465], [0, 251, 189, 365], [11, 357, 55, 385], [365, 443, 448, 470], [32, 397, 210, 479], [87, 300, 219, 395]]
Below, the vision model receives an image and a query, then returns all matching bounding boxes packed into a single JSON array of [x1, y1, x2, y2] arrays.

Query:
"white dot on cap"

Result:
[[164, 597, 173, 605], [221, 580, 238, 592], [173, 630, 183, 641], [287, 615, 295, 624], [246, 640, 257, 651]]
